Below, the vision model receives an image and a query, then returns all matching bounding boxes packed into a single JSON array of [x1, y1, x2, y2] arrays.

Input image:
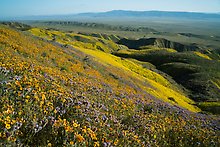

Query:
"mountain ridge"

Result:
[[2, 10, 220, 21], [77, 10, 220, 19]]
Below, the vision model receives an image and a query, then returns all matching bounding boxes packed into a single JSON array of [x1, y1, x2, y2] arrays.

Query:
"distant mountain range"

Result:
[[1, 10, 220, 21], [77, 10, 220, 19]]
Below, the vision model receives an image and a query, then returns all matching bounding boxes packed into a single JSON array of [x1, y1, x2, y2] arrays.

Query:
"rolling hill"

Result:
[[115, 37, 220, 112], [117, 38, 199, 51], [0, 22, 219, 146]]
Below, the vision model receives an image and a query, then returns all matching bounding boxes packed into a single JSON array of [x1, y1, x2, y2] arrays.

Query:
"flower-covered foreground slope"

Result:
[[0, 25, 219, 146]]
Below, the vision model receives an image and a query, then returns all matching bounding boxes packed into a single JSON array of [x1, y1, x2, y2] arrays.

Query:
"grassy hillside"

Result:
[[0, 24, 219, 146], [29, 27, 200, 112], [114, 38, 220, 114], [117, 38, 199, 51], [30, 27, 125, 53], [25, 20, 220, 49]]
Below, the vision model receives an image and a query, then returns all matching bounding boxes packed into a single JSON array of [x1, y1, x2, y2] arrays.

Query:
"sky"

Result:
[[0, 0, 220, 17]]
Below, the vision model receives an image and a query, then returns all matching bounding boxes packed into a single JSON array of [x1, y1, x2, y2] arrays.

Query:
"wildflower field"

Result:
[[0, 24, 219, 146]]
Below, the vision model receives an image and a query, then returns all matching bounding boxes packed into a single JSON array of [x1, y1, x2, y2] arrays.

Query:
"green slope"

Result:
[[29, 27, 200, 112], [114, 38, 220, 114], [0, 24, 219, 146]]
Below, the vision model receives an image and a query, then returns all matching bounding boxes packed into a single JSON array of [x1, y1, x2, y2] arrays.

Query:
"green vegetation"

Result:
[[0, 22, 32, 31], [114, 36, 220, 114], [25, 20, 220, 50], [0, 22, 219, 146], [115, 49, 220, 101], [29, 27, 126, 53], [29, 26, 202, 112], [198, 102, 220, 114], [117, 38, 199, 51]]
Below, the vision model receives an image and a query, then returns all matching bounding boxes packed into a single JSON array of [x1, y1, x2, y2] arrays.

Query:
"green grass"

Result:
[[28, 27, 201, 112], [30, 27, 125, 53], [114, 47, 220, 104], [198, 102, 220, 114], [24, 20, 220, 49], [28, 26, 220, 113]]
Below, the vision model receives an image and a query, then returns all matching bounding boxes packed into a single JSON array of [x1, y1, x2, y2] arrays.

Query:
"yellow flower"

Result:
[[82, 127, 87, 133], [114, 139, 119, 145], [70, 141, 74, 145], [6, 116, 10, 121], [133, 135, 138, 140], [47, 143, 52, 147], [42, 94, 46, 101], [34, 95, 39, 100], [73, 122, 79, 128], [90, 133, 97, 141], [5, 123, 11, 130], [63, 119, 67, 126], [8, 136, 16, 142], [11, 119, 16, 124], [75, 105, 81, 109], [75, 134, 84, 142], [65, 126, 73, 133], [94, 142, 100, 147], [122, 130, 127, 136], [40, 101, 44, 107], [15, 81, 20, 86]]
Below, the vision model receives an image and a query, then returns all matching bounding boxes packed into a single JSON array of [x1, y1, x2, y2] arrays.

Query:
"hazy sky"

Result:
[[0, 0, 220, 17]]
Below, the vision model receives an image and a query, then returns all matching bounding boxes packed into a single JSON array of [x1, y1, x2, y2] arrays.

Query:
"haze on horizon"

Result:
[[0, 0, 220, 18]]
